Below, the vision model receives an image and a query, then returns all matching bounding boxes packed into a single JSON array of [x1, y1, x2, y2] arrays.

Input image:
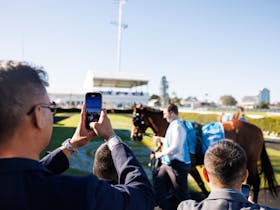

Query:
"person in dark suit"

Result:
[[0, 61, 154, 210], [93, 142, 118, 184], [178, 140, 277, 210]]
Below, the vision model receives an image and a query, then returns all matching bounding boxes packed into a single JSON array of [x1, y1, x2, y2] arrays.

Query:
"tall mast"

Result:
[[116, 0, 127, 72]]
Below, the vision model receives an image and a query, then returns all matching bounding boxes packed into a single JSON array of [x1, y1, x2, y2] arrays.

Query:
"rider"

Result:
[[217, 106, 246, 122], [233, 106, 246, 121]]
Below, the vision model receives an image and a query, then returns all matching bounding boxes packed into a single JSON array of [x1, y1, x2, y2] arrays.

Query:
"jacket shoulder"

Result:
[[177, 199, 202, 210]]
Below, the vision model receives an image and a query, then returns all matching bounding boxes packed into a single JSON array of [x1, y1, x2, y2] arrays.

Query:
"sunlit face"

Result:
[[163, 108, 172, 123]]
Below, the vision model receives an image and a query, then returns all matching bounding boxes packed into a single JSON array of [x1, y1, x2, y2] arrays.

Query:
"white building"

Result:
[[49, 71, 149, 110], [181, 97, 201, 109], [49, 93, 84, 109], [240, 96, 259, 109]]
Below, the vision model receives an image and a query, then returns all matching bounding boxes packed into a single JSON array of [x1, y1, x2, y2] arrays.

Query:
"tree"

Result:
[[220, 95, 237, 106], [170, 91, 181, 106], [149, 94, 160, 100], [170, 97, 181, 106], [275, 102, 280, 107], [258, 102, 269, 109], [160, 76, 169, 105]]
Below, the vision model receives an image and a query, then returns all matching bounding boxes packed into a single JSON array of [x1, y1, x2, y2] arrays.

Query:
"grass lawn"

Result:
[[44, 112, 280, 192]]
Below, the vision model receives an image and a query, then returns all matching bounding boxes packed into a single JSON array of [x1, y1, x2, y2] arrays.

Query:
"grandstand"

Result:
[[49, 71, 149, 110]]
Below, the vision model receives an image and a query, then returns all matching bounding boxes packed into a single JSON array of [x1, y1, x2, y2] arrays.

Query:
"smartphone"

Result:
[[241, 184, 250, 199], [85, 92, 102, 130]]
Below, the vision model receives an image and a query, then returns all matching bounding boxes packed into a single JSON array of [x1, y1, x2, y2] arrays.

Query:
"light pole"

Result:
[[205, 93, 208, 103], [115, 0, 128, 72]]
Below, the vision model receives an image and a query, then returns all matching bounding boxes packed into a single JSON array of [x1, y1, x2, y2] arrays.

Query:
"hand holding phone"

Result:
[[241, 184, 250, 199], [85, 92, 102, 130]]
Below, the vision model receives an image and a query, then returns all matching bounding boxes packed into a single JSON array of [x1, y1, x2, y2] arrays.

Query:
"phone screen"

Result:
[[85, 92, 102, 130], [241, 184, 250, 199]]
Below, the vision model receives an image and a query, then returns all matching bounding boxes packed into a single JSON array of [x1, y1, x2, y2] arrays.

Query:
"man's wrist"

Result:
[[107, 135, 122, 151], [61, 138, 78, 155]]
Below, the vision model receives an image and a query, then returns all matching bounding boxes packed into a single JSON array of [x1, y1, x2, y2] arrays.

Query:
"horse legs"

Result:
[[246, 167, 260, 203], [189, 166, 209, 196]]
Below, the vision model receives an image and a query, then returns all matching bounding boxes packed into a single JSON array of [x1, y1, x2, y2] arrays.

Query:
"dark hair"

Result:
[[204, 139, 247, 185], [166, 103, 178, 115], [93, 143, 118, 184], [0, 61, 48, 139]]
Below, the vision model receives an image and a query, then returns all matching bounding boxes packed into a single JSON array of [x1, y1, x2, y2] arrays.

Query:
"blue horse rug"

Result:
[[184, 121, 225, 155]]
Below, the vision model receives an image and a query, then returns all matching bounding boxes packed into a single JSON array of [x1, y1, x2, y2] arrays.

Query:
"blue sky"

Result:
[[1, 0, 280, 103]]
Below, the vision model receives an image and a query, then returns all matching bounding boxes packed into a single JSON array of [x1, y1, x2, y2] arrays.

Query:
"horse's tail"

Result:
[[260, 142, 278, 197]]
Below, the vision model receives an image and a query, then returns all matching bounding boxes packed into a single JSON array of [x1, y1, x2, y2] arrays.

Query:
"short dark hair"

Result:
[[93, 143, 118, 184], [166, 103, 178, 115], [204, 139, 247, 185], [0, 61, 48, 139]]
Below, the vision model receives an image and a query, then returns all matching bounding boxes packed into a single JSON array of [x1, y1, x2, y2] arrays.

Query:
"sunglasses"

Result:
[[27, 101, 57, 115]]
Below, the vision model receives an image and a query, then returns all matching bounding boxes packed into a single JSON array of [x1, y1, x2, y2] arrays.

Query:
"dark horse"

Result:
[[131, 104, 278, 203]]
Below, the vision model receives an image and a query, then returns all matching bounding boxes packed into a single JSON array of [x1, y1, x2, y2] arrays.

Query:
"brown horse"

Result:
[[131, 104, 278, 203]]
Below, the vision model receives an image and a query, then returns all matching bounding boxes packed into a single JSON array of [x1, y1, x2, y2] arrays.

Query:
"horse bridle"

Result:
[[133, 112, 143, 126], [132, 109, 147, 140]]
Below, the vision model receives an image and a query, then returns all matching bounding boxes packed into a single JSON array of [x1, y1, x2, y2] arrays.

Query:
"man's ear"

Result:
[[33, 106, 44, 129], [242, 169, 249, 182], [202, 167, 210, 183]]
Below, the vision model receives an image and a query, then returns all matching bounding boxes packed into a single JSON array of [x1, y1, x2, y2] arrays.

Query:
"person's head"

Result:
[[163, 103, 178, 123], [0, 61, 54, 155], [93, 143, 118, 184], [237, 106, 244, 112], [203, 139, 248, 190]]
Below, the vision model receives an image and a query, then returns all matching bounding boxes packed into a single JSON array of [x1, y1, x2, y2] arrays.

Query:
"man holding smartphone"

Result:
[[0, 61, 154, 210]]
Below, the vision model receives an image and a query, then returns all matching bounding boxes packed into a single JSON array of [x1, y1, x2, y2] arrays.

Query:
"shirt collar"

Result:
[[212, 188, 242, 194]]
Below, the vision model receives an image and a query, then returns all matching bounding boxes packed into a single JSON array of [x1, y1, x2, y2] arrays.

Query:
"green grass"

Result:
[[264, 148, 280, 185], [44, 112, 280, 192]]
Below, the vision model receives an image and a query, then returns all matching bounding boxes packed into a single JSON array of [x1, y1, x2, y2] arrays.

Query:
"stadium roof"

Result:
[[86, 71, 149, 88]]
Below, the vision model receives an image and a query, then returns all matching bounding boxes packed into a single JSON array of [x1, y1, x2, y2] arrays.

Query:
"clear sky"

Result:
[[1, 0, 280, 103]]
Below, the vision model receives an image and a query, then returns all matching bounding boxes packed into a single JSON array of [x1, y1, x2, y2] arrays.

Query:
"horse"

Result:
[[131, 104, 278, 203]]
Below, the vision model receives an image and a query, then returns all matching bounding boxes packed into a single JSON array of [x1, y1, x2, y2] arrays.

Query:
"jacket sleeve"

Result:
[[40, 148, 69, 174], [177, 199, 200, 210]]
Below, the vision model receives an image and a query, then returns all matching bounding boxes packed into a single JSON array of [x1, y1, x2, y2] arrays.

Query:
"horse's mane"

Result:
[[142, 106, 163, 114]]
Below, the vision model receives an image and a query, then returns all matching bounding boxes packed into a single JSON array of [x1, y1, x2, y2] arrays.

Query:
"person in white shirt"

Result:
[[154, 103, 191, 210]]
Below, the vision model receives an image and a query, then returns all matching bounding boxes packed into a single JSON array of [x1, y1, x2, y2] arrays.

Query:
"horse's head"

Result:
[[131, 104, 148, 141], [131, 104, 169, 140]]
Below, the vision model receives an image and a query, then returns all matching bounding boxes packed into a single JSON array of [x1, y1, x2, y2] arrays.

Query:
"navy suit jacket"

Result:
[[40, 148, 69, 173], [178, 190, 279, 210], [0, 143, 154, 210]]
